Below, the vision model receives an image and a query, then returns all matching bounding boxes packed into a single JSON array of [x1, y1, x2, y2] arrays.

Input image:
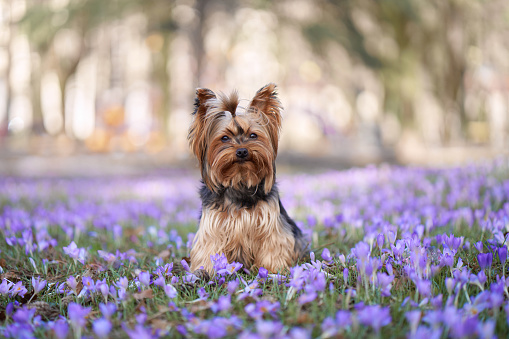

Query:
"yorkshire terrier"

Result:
[[188, 83, 306, 273]]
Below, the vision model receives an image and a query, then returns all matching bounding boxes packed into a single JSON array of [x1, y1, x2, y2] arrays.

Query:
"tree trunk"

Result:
[[191, 0, 208, 88]]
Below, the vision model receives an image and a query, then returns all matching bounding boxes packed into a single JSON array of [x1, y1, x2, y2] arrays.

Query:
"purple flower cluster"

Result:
[[1, 162, 509, 338]]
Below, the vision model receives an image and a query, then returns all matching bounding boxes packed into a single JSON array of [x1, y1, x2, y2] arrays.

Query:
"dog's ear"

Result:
[[193, 88, 216, 119], [189, 88, 216, 161], [249, 83, 283, 152]]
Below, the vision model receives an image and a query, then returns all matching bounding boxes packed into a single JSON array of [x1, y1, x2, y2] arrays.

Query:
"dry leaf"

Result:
[[150, 319, 172, 331], [297, 313, 311, 324], [26, 301, 61, 320], [133, 289, 154, 300], [187, 299, 210, 313], [0, 271, 20, 280], [157, 250, 171, 260]]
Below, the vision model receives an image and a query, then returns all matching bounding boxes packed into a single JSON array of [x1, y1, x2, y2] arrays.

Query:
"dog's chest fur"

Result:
[[200, 197, 281, 263], [190, 183, 301, 272]]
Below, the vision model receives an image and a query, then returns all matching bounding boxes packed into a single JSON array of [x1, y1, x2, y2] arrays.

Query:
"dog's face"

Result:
[[189, 83, 282, 194]]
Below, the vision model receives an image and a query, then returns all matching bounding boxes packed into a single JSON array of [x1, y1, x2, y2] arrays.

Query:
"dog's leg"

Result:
[[255, 225, 297, 273], [190, 230, 223, 273], [190, 208, 226, 273], [252, 201, 297, 272], [255, 199, 306, 273]]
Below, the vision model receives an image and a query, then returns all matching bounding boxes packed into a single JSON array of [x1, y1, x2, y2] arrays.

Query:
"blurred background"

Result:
[[1, 0, 509, 176]]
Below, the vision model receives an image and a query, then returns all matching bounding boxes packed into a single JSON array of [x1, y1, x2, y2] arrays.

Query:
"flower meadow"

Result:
[[1, 160, 509, 338]]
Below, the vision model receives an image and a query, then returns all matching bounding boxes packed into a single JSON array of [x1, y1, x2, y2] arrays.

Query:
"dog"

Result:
[[188, 83, 306, 273]]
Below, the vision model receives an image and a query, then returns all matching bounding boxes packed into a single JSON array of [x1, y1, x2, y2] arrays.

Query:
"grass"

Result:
[[1, 161, 509, 338]]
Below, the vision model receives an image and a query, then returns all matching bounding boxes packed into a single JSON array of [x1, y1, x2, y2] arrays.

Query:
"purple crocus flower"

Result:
[[477, 320, 496, 339], [164, 284, 177, 299], [180, 259, 191, 272], [151, 276, 164, 289], [138, 271, 151, 287], [338, 254, 346, 266], [238, 280, 262, 299], [298, 287, 317, 305], [416, 280, 431, 297], [217, 262, 243, 276], [321, 317, 338, 337], [97, 250, 117, 264], [440, 252, 454, 268], [118, 288, 127, 301], [195, 318, 228, 338], [82, 276, 96, 292], [336, 310, 352, 327], [52, 319, 69, 339], [93, 318, 112, 339], [352, 241, 371, 260], [10, 281, 28, 298], [99, 303, 117, 319], [413, 326, 442, 339], [257, 267, 268, 280], [477, 253, 493, 270], [211, 254, 228, 272], [377, 234, 385, 251], [357, 305, 392, 334], [322, 248, 332, 262], [63, 241, 87, 264], [245, 300, 280, 319], [115, 277, 129, 289], [288, 327, 311, 339], [183, 273, 199, 284], [162, 262, 174, 276], [136, 312, 147, 325], [12, 306, 36, 324], [66, 276, 78, 295], [406, 310, 421, 335], [377, 272, 394, 297], [31, 277, 46, 294], [450, 316, 479, 338], [6, 303, 14, 316], [122, 323, 155, 339], [470, 271, 487, 290], [211, 295, 231, 313], [475, 241, 483, 253], [197, 287, 209, 300], [498, 246, 507, 264], [96, 279, 109, 301], [386, 262, 393, 276], [441, 234, 463, 252], [0, 279, 13, 295], [227, 280, 240, 294], [255, 319, 284, 338], [68, 302, 91, 335]]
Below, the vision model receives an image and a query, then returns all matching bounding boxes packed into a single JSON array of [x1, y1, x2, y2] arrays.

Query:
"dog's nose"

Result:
[[236, 148, 249, 159]]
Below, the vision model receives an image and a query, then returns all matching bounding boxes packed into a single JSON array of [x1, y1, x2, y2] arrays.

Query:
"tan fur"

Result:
[[189, 84, 301, 274], [189, 84, 281, 194], [190, 195, 298, 273]]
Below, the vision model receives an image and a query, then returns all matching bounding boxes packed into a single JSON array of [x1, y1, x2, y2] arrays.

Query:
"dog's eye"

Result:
[[249, 133, 257, 139], [221, 135, 230, 141]]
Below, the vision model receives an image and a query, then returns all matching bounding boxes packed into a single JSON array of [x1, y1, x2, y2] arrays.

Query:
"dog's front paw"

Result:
[[192, 269, 210, 282]]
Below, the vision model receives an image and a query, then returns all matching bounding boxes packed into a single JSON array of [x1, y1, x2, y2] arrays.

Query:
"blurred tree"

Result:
[[291, 0, 482, 144], [20, 0, 177, 136]]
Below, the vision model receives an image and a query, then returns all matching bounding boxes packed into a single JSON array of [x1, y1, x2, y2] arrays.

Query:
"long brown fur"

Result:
[[188, 83, 305, 273], [190, 195, 299, 273]]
